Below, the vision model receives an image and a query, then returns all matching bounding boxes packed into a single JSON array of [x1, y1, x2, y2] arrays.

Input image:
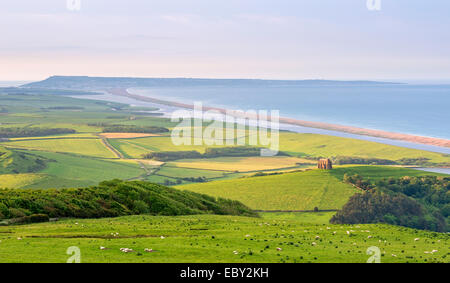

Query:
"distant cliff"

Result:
[[22, 76, 400, 90]]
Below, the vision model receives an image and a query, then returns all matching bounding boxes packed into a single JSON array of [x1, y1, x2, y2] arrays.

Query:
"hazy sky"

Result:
[[1, 0, 450, 81]]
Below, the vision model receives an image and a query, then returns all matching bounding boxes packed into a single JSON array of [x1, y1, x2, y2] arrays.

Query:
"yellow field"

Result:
[[99, 133, 161, 139], [1, 139, 116, 158], [9, 133, 98, 141], [0, 174, 45, 189], [170, 156, 314, 172]]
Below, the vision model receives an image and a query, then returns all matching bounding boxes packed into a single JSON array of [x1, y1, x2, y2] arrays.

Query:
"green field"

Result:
[[157, 165, 229, 179], [0, 214, 447, 263], [1, 138, 116, 159], [279, 132, 450, 164], [0, 173, 45, 188], [179, 165, 448, 211], [13, 150, 145, 188], [180, 169, 359, 211], [329, 165, 448, 180]]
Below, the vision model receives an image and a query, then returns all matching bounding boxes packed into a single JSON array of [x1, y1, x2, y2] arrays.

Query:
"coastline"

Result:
[[107, 88, 450, 150]]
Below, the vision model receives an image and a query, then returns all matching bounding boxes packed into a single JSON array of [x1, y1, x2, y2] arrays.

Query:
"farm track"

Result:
[[100, 137, 123, 159]]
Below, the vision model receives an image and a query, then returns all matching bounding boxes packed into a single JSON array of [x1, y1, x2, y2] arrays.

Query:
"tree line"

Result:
[[332, 175, 449, 232], [102, 125, 169, 134], [0, 127, 76, 138], [0, 180, 257, 221], [143, 146, 273, 161]]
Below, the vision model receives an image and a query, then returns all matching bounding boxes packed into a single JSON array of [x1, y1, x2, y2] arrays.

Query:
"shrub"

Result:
[[0, 180, 257, 221]]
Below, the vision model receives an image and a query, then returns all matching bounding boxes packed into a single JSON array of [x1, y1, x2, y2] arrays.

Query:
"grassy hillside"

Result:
[[0, 214, 447, 263], [0, 180, 256, 220], [329, 165, 448, 180], [180, 166, 448, 211], [24, 150, 145, 188], [0, 146, 48, 174], [180, 169, 359, 211], [279, 132, 450, 165], [2, 138, 117, 159], [0, 173, 46, 188]]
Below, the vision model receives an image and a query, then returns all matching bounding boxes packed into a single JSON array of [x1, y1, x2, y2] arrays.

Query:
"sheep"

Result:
[[120, 248, 134, 253]]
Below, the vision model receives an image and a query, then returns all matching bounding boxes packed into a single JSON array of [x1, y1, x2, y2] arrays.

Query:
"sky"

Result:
[[1, 0, 450, 82]]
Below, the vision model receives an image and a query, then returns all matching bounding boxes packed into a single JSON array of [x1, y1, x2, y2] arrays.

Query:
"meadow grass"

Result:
[[279, 132, 450, 163], [0, 173, 45, 189], [107, 139, 150, 159], [180, 170, 358, 211], [16, 150, 145, 188], [259, 212, 337, 224], [157, 166, 229, 179], [330, 165, 448, 180], [179, 165, 448, 211], [1, 138, 116, 158], [0, 214, 447, 263], [8, 133, 98, 141]]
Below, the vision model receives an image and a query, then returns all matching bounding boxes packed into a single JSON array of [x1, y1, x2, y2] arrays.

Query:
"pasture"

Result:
[[17, 150, 145, 188], [1, 138, 117, 159], [180, 170, 358, 211], [0, 214, 447, 263], [0, 174, 45, 189], [278, 132, 450, 164]]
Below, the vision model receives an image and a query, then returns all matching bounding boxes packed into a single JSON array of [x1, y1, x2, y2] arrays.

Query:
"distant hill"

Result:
[[22, 76, 400, 90], [0, 87, 99, 96]]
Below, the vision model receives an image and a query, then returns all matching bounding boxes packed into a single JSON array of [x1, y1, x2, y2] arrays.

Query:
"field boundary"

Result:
[[255, 209, 338, 213]]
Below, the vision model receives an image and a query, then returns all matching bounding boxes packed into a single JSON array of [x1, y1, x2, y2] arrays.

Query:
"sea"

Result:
[[129, 84, 450, 140]]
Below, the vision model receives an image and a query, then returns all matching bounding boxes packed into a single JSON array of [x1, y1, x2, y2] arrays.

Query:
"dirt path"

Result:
[[100, 137, 123, 159]]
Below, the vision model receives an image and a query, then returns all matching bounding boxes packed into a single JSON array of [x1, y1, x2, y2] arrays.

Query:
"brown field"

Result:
[[99, 133, 161, 139], [170, 156, 315, 172]]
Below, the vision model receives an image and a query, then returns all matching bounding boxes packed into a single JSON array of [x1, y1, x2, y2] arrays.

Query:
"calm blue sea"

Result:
[[131, 84, 450, 140]]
